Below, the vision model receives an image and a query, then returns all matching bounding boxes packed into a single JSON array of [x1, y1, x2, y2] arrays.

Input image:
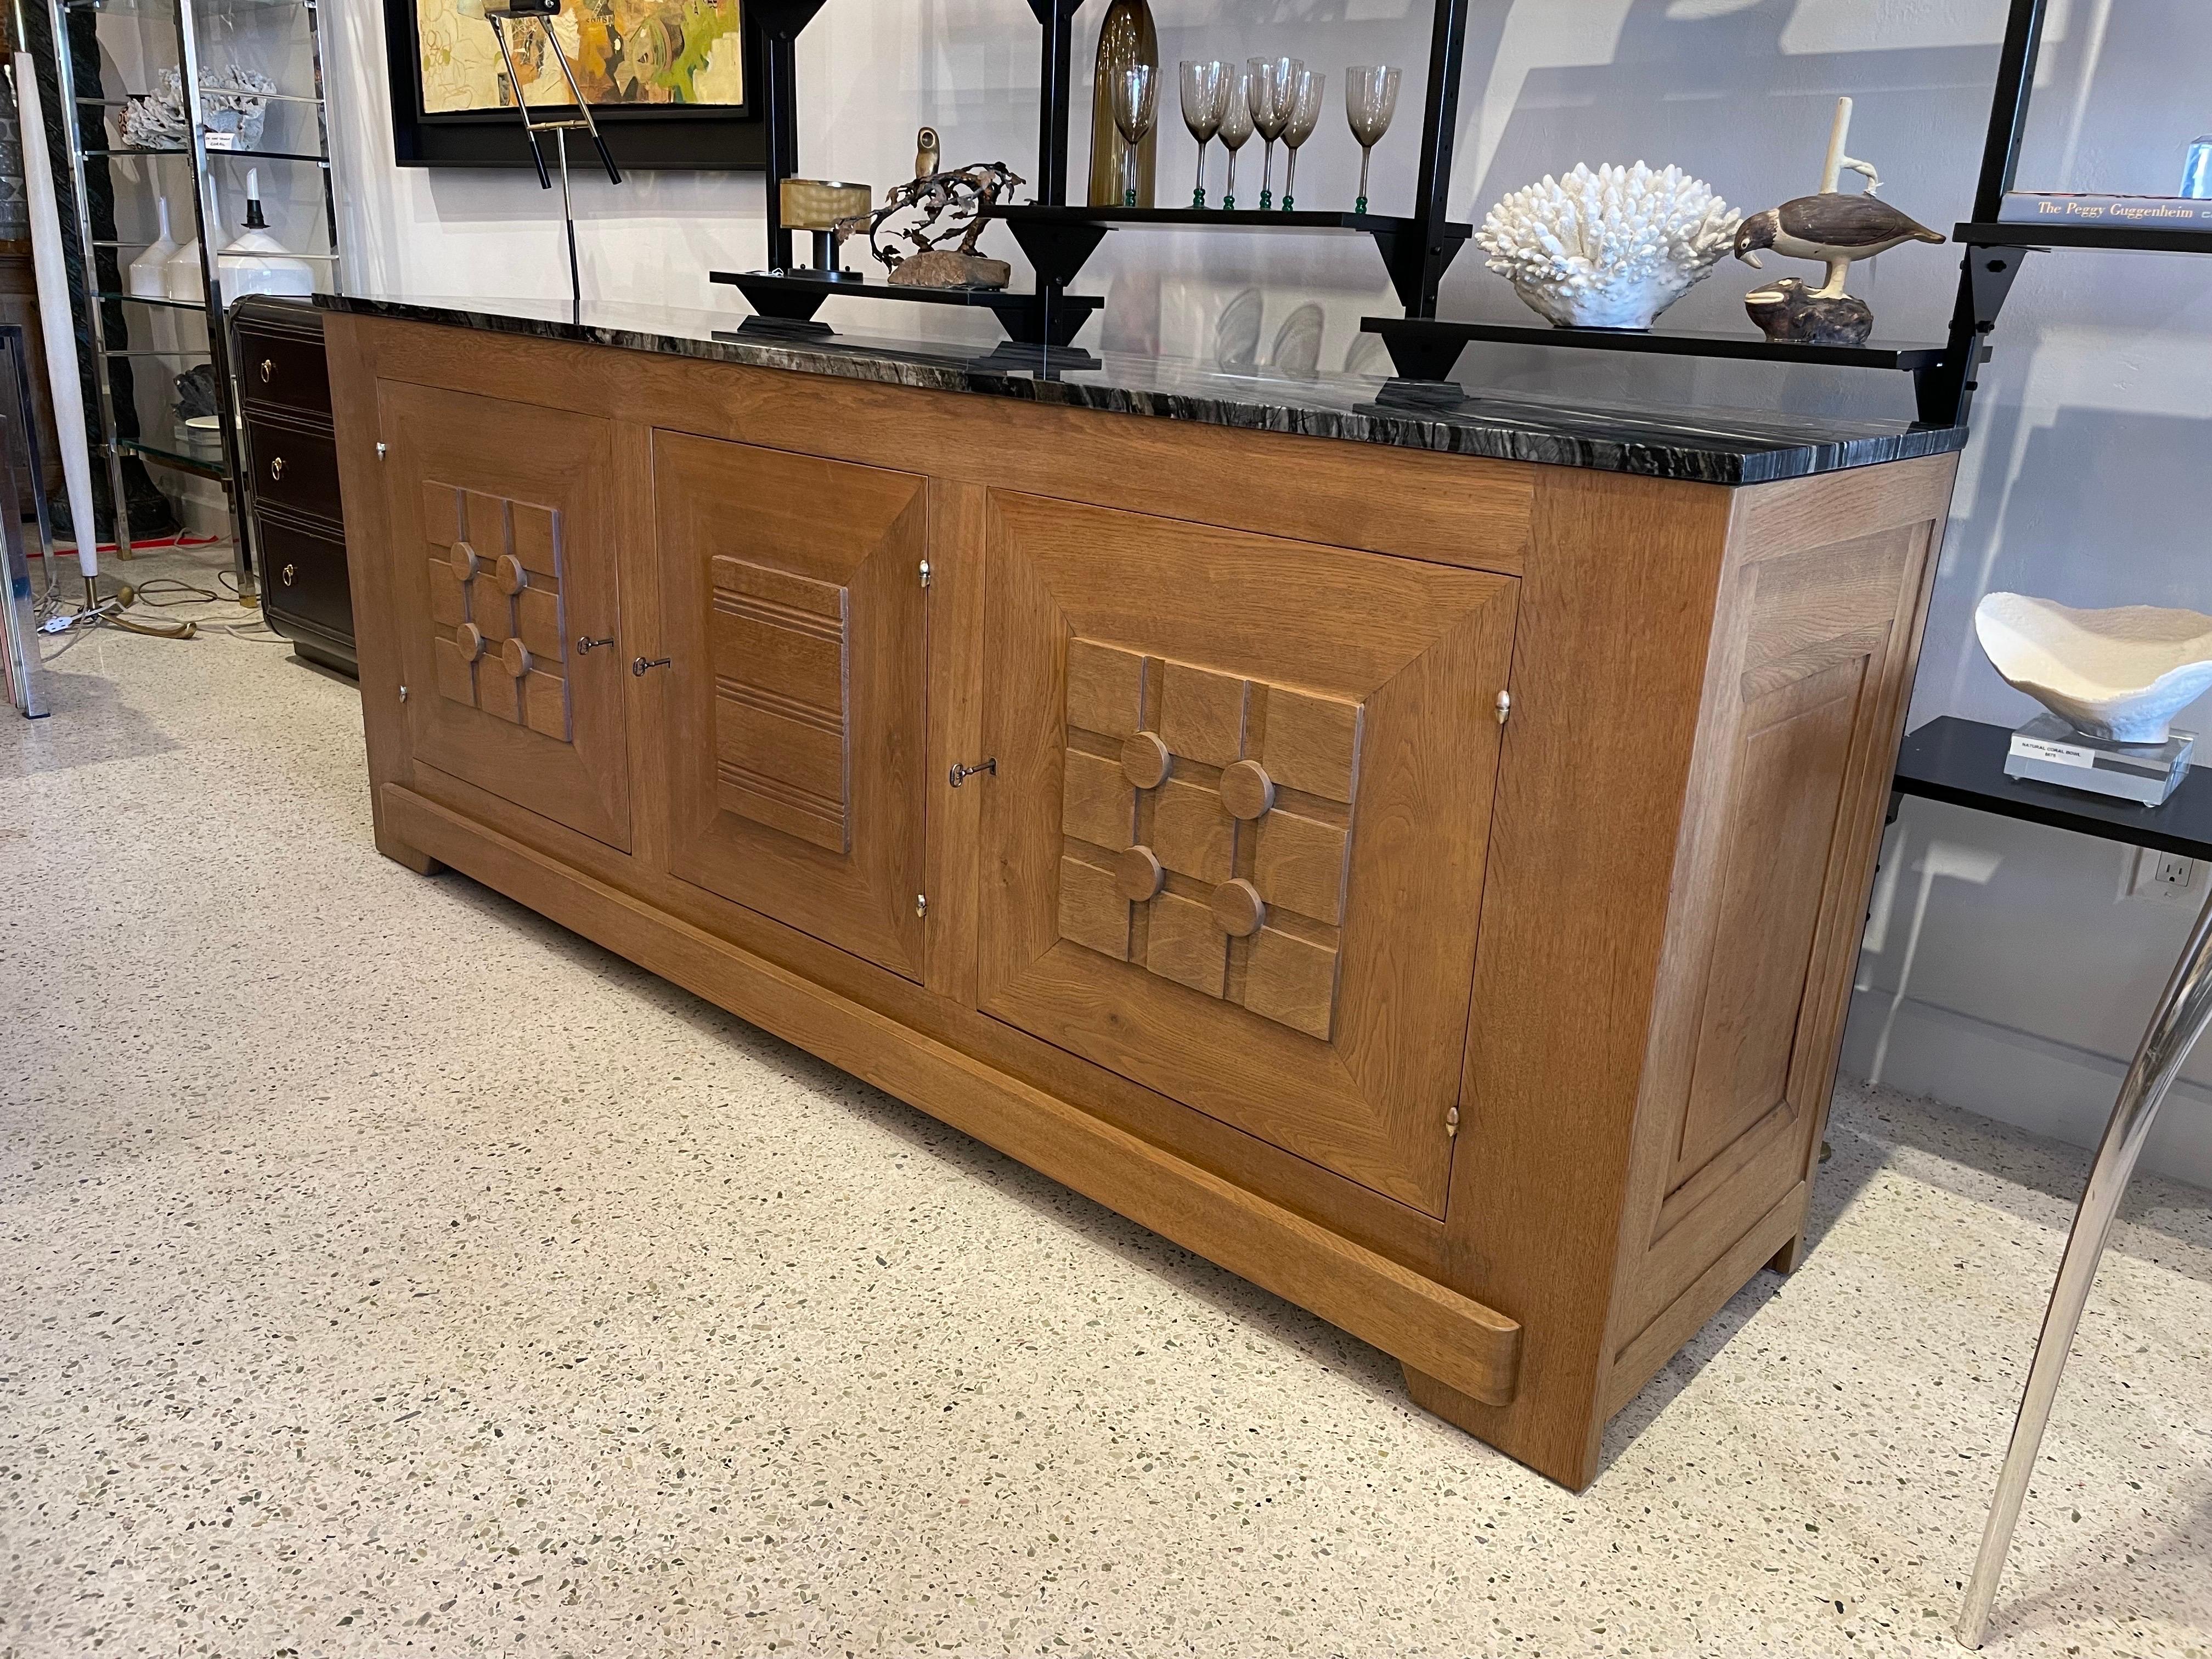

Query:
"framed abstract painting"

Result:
[[385, 0, 765, 170]]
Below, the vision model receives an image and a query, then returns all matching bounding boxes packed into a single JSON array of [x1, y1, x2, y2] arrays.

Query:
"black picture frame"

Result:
[[383, 0, 767, 171]]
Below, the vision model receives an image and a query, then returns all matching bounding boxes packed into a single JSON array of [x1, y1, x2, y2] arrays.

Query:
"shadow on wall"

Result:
[[1918, 404, 2212, 733]]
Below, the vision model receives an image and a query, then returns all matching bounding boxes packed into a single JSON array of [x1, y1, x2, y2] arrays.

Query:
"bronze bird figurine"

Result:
[[1734, 193, 1943, 298]]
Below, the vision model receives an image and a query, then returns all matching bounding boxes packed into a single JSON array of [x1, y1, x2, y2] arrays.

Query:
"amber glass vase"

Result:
[[1087, 0, 1158, 207]]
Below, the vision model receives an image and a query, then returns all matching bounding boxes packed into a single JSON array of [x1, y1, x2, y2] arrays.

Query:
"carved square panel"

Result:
[[1063, 749, 1136, 849], [1160, 661, 1248, 765], [1244, 926, 1339, 1040], [1263, 688, 1363, 803], [1058, 855, 1131, 961], [421, 478, 572, 741], [1153, 777, 1235, 884], [1254, 810, 1351, 926], [1147, 890, 1226, 997], [1068, 640, 1148, 737], [510, 501, 560, 578]]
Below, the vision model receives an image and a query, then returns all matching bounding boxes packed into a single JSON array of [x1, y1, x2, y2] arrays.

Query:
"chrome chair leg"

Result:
[[1957, 879, 2212, 1647]]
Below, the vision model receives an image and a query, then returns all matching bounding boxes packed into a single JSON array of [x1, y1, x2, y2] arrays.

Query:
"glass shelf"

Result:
[[85, 145, 329, 165], [95, 290, 213, 311], [115, 437, 228, 482], [103, 345, 213, 358]]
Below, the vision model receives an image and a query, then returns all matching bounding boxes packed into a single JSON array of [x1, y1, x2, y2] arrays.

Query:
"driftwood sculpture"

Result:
[[834, 161, 1023, 291]]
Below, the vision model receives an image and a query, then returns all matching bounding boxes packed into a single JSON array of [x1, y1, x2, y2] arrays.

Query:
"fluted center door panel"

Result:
[[377, 381, 629, 850], [654, 432, 929, 982], [978, 493, 1520, 1216]]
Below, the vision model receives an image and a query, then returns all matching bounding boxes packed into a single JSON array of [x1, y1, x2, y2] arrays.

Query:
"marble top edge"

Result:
[[311, 292, 1970, 486]]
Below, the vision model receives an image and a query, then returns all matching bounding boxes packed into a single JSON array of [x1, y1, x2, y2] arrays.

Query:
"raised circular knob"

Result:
[[1210, 878, 1267, 938], [1121, 730, 1173, 789], [494, 552, 528, 595], [454, 622, 484, 662], [449, 540, 480, 582], [1114, 844, 1165, 902], [1218, 760, 1276, 820], [501, 636, 534, 679]]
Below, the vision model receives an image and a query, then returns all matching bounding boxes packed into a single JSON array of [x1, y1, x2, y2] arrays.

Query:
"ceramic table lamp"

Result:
[[220, 168, 315, 297]]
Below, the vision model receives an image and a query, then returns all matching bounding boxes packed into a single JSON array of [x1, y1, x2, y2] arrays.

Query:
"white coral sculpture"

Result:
[[1479, 161, 1740, 330]]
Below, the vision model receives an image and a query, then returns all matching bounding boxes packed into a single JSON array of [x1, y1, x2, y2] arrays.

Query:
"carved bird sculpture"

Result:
[[1734, 192, 1944, 298], [913, 125, 941, 180]]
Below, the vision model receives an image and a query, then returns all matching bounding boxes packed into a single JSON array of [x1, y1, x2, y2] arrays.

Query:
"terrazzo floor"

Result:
[[2, 549, 2208, 1658]]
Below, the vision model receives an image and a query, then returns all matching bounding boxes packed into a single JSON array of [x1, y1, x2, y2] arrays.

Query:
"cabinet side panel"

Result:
[[1431, 468, 1737, 1489], [1598, 454, 1956, 1425], [326, 313, 432, 872]]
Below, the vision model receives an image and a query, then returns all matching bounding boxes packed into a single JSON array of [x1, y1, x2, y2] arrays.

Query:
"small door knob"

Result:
[[1218, 760, 1275, 821], [259, 358, 274, 383], [269, 456, 286, 482], [280, 562, 296, 587], [1114, 845, 1165, 902], [1210, 878, 1267, 938], [1121, 731, 1173, 790]]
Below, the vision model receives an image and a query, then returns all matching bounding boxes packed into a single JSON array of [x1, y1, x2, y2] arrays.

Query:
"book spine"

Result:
[[2000, 193, 2212, 225]]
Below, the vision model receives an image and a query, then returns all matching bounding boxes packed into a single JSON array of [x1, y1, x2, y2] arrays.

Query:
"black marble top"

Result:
[[313, 291, 1970, 486]]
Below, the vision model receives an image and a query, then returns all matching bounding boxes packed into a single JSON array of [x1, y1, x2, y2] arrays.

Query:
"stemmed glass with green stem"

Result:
[[1246, 56, 1299, 211], [1345, 65, 1401, 216], [1180, 60, 1229, 208], [1216, 68, 1254, 209], [1278, 67, 1324, 211], [1110, 63, 1158, 208]]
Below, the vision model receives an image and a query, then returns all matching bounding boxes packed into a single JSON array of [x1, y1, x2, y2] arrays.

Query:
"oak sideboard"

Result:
[[321, 295, 1964, 1489]]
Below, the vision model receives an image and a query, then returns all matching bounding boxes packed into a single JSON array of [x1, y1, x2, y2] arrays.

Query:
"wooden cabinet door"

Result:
[[978, 493, 1519, 1216], [377, 381, 629, 850], [653, 432, 929, 982]]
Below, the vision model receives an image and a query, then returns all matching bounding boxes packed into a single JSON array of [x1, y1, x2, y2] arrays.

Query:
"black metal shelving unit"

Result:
[[714, 0, 1480, 360]]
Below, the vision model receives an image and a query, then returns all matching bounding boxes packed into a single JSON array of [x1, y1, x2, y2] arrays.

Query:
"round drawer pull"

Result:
[[494, 552, 528, 595], [454, 622, 484, 662], [1218, 760, 1275, 820], [259, 358, 274, 383], [449, 541, 479, 582], [1121, 730, 1173, 790], [280, 562, 296, 587], [268, 456, 286, 482], [1114, 844, 1165, 902], [501, 636, 534, 679], [1210, 878, 1267, 938]]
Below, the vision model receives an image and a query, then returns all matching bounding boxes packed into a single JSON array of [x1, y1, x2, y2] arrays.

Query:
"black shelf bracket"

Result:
[[1917, 244, 2025, 428]]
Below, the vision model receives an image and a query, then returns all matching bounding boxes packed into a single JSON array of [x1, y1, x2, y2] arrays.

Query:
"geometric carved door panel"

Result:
[[653, 432, 928, 983], [978, 492, 1520, 1216], [377, 381, 629, 851]]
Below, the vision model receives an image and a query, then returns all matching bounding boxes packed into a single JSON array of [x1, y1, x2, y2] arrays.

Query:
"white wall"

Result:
[[312, 0, 2212, 1184]]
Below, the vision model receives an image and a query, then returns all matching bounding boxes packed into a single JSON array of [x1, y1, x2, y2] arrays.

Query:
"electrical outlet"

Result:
[[2126, 847, 2198, 903]]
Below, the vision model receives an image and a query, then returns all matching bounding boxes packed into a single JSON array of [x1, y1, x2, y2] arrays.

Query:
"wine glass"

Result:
[[1111, 64, 1158, 209], [1278, 67, 1324, 211], [1216, 69, 1254, 210], [1180, 60, 1228, 208], [1345, 65, 1401, 216], [1246, 56, 1299, 211]]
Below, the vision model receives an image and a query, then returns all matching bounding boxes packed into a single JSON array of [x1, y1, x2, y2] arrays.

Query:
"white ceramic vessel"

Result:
[[1974, 591, 2212, 743], [1477, 161, 1739, 330]]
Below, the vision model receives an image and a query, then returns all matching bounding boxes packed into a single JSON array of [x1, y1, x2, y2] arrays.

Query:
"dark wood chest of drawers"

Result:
[[234, 297, 353, 675]]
